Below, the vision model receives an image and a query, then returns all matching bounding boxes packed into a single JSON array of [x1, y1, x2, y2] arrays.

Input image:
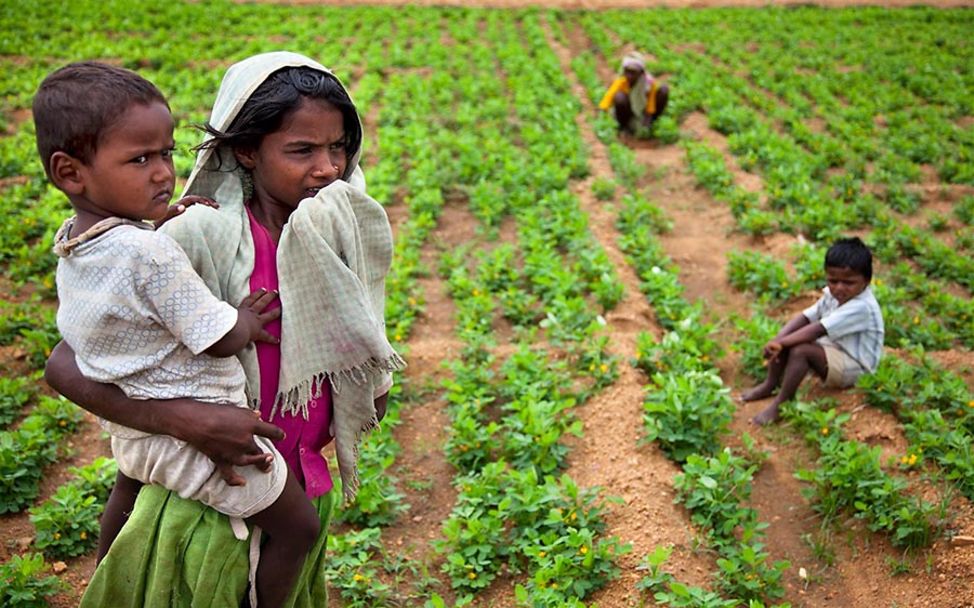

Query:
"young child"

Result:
[[598, 51, 669, 135], [741, 237, 884, 425], [34, 61, 320, 608]]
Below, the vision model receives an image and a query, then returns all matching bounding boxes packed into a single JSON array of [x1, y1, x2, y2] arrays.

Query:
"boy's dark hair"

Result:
[[32, 61, 168, 178], [825, 237, 873, 280], [198, 66, 361, 165]]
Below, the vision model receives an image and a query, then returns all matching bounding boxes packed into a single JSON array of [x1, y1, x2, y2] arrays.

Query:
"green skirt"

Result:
[[80, 485, 334, 608]]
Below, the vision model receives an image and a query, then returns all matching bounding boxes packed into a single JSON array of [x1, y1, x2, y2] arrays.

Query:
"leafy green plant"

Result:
[[0, 376, 34, 428], [0, 552, 63, 608], [643, 370, 733, 463], [591, 176, 616, 201], [30, 484, 102, 558]]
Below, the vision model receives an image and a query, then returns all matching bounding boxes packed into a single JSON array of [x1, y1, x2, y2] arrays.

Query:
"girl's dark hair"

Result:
[[198, 66, 361, 165], [825, 237, 873, 280]]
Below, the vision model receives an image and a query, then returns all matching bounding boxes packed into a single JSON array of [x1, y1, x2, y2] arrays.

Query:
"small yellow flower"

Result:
[[570, 512, 577, 521], [468, 572, 477, 580], [968, 400, 974, 408], [701, 355, 709, 362], [589, 363, 595, 371], [599, 363, 608, 373], [79, 531, 87, 540], [820, 427, 829, 436], [579, 546, 588, 555], [900, 455, 909, 465], [394, 334, 402, 341], [407, 297, 417, 306], [472, 289, 480, 297], [551, 583, 558, 589], [538, 551, 546, 558], [908, 454, 918, 465], [53, 533, 61, 540], [874, 278, 883, 286], [353, 573, 365, 582], [913, 316, 920, 325], [59, 420, 66, 427]]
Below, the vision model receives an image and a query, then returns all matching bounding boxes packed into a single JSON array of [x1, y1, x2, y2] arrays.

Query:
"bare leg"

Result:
[[752, 343, 828, 425], [651, 83, 669, 121], [97, 471, 143, 563], [612, 91, 634, 133], [741, 348, 788, 402], [247, 471, 320, 608]]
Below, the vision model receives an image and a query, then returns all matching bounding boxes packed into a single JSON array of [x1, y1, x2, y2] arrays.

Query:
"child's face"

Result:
[[75, 101, 176, 222], [825, 266, 869, 305], [237, 97, 347, 211]]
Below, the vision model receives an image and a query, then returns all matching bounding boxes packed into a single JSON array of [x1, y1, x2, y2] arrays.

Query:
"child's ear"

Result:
[[233, 147, 257, 170], [49, 151, 86, 195]]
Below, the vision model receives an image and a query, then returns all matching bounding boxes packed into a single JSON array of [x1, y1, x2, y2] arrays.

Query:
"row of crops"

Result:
[[2, 1, 973, 606]]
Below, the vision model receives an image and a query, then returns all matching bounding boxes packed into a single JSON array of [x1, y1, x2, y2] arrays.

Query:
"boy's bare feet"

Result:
[[740, 382, 775, 402], [751, 403, 781, 426]]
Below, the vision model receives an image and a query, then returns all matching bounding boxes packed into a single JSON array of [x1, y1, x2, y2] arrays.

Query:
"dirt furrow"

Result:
[[545, 18, 719, 606]]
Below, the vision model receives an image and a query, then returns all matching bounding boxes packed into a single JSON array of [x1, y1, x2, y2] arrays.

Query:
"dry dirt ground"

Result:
[[3, 2, 974, 607]]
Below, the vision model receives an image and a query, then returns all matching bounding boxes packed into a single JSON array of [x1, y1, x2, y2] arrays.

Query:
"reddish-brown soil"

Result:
[[4, 2, 974, 608]]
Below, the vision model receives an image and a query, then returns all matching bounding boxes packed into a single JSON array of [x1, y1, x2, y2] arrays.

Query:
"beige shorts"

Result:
[[818, 338, 866, 388], [112, 433, 287, 519]]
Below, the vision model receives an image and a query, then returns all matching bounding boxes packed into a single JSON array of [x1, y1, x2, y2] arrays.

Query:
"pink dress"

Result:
[[247, 208, 334, 499]]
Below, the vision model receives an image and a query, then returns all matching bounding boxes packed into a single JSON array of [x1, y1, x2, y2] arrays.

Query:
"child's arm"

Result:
[[153, 195, 219, 229], [45, 341, 283, 485], [765, 313, 826, 360], [205, 288, 281, 357]]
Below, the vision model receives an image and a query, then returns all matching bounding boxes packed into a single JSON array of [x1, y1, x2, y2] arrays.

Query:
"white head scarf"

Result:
[[165, 52, 404, 504], [182, 51, 366, 203]]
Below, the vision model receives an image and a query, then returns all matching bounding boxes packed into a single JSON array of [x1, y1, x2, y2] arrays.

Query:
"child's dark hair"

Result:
[[32, 61, 168, 178], [825, 237, 873, 281], [198, 66, 361, 164]]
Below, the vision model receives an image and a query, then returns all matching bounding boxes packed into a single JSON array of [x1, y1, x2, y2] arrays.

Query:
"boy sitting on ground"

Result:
[[741, 237, 884, 425]]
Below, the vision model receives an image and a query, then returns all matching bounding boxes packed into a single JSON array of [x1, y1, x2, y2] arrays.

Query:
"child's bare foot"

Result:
[[740, 382, 774, 402], [750, 403, 781, 426]]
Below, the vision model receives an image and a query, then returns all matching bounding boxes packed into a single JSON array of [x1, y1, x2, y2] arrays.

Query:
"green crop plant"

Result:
[[0, 553, 63, 608]]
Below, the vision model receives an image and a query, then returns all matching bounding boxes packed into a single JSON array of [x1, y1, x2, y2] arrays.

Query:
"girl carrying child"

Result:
[[45, 51, 403, 607]]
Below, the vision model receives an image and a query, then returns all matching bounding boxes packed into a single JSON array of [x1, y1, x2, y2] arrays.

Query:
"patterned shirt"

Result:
[[803, 285, 884, 373], [56, 224, 244, 439]]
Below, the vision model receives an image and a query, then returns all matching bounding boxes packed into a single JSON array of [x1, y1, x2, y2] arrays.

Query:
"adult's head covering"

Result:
[[621, 51, 646, 73], [181, 51, 365, 204]]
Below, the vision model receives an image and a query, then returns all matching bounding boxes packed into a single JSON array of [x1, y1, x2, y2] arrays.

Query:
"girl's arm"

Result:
[[374, 391, 388, 423], [45, 341, 284, 483]]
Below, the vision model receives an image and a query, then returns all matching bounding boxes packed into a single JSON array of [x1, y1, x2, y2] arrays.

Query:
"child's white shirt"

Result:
[[55, 224, 246, 439], [802, 285, 884, 373]]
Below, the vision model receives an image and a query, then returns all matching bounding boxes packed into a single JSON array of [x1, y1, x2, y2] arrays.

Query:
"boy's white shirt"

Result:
[[54, 223, 246, 439], [803, 285, 884, 373], [162, 52, 404, 505]]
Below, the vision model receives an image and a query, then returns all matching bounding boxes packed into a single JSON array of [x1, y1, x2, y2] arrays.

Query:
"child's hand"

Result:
[[238, 288, 282, 344], [154, 195, 219, 228], [764, 341, 784, 362]]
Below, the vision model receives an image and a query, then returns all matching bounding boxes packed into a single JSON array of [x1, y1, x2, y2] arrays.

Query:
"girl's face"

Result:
[[235, 96, 348, 211]]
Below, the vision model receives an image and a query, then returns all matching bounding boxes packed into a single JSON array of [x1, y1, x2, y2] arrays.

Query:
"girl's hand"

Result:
[[154, 195, 219, 228]]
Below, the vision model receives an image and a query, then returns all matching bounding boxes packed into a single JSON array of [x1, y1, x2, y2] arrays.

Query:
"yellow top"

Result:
[[598, 76, 658, 115]]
